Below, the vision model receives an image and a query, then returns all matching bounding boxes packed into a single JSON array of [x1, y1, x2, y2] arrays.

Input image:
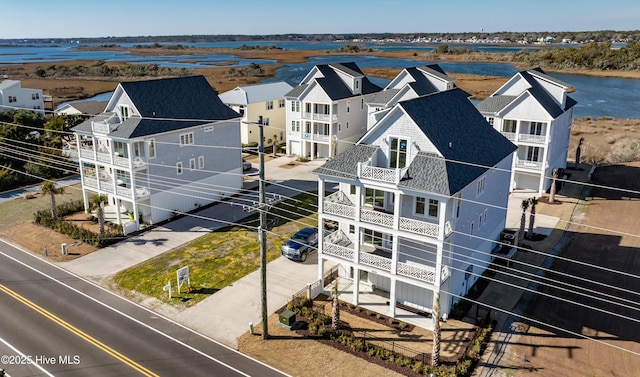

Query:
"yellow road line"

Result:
[[0, 283, 159, 377]]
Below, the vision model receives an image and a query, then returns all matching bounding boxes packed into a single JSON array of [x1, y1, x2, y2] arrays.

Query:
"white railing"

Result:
[[515, 159, 543, 170], [397, 261, 436, 284], [324, 201, 356, 219], [325, 190, 352, 205], [301, 112, 312, 119], [358, 162, 407, 184], [135, 186, 150, 199], [96, 152, 110, 163], [79, 148, 94, 159], [360, 208, 394, 227], [323, 242, 354, 261], [84, 177, 97, 189], [313, 133, 330, 142], [113, 155, 129, 167], [92, 121, 111, 134], [116, 186, 132, 198], [518, 134, 546, 144], [500, 132, 516, 141], [132, 157, 146, 169], [359, 252, 392, 272], [312, 113, 330, 121], [399, 217, 439, 238]]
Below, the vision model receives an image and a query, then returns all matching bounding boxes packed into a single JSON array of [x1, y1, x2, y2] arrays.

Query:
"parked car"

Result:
[[242, 159, 252, 171], [281, 227, 318, 262]]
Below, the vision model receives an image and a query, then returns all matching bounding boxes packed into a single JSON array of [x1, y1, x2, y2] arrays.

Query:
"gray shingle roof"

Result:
[[285, 84, 308, 98], [73, 76, 240, 139], [476, 95, 518, 114], [313, 144, 379, 179], [364, 89, 401, 105], [315, 88, 516, 195], [58, 100, 107, 115]]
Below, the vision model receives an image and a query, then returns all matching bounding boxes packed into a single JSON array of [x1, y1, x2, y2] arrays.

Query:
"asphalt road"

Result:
[[0, 240, 289, 377]]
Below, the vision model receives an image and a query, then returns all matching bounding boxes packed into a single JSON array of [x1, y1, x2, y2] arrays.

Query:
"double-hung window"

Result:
[[180, 132, 194, 146], [389, 137, 408, 168]]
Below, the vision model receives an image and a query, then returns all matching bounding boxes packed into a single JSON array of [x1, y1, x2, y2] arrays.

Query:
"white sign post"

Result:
[[163, 281, 172, 299], [176, 266, 190, 293]]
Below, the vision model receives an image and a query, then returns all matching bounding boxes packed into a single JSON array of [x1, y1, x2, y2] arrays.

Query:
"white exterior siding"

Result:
[[0, 80, 45, 114]]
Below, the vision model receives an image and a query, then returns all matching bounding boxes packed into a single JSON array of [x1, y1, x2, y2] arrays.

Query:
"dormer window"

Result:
[[119, 105, 130, 121]]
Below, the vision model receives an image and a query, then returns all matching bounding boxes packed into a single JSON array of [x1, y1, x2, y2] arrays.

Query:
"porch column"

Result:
[[352, 266, 360, 305], [388, 277, 397, 317], [317, 178, 325, 214], [115, 198, 122, 225], [393, 192, 401, 231]]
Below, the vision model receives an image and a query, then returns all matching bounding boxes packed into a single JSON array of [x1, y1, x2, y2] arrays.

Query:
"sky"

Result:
[[1, 0, 639, 39]]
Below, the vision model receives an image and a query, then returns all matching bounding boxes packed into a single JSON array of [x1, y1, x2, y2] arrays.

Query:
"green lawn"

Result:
[[112, 192, 319, 306]]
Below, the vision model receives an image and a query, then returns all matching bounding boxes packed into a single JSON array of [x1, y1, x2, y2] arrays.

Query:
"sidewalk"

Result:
[[473, 164, 593, 376], [58, 156, 327, 347]]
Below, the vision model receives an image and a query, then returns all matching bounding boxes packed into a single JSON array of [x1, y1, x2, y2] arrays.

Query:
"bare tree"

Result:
[[549, 169, 558, 203], [518, 199, 529, 246], [331, 280, 340, 332]]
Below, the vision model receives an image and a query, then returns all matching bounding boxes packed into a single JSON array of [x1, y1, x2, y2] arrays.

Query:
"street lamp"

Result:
[[244, 115, 269, 340]]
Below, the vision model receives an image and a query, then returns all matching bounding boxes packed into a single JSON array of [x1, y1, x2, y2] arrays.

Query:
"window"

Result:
[[119, 105, 130, 121], [477, 176, 486, 197], [263, 118, 270, 126], [530, 121, 544, 135], [180, 132, 194, 146], [527, 146, 540, 161], [32, 93, 40, 100], [176, 162, 183, 175], [355, 80, 359, 89], [278, 99, 285, 108], [266, 101, 274, 110], [189, 158, 196, 171], [203, 126, 214, 132], [415, 197, 425, 215], [389, 137, 408, 168], [291, 101, 300, 112], [428, 199, 438, 217], [291, 121, 300, 132], [305, 103, 312, 113], [364, 188, 385, 208], [350, 184, 356, 195], [346, 101, 351, 113], [198, 156, 204, 169], [362, 228, 385, 247], [503, 119, 517, 133], [147, 139, 156, 159], [349, 225, 355, 234], [361, 98, 364, 109], [456, 193, 462, 218], [479, 213, 483, 228], [486, 116, 494, 126]]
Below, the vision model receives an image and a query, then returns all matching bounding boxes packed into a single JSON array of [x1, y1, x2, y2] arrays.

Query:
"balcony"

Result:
[[360, 207, 394, 227], [518, 134, 546, 144], [500, 131, 516, 141], [397, 262, 450, 284], [359, 251, 392, 272], [357, 161, 408, 184], [515, 158, 544, 170], [323, 231, 355, 260], [312, 133, 330, 142]]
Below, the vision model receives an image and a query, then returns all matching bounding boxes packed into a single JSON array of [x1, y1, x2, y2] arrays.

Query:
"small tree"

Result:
[[432, 293, 441, 367], [331, 280, 340, 332], [518, 199, 529, 246], [40, 181, 64, 219], [528, 197, 538, 238], [91, 194, 107, 235]]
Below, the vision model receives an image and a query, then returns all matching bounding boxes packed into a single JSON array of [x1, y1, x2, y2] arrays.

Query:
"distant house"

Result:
[[285, 62, 382, 159], [0, 80, 45, 114], [364, 64, 456, 128], [218, 81, 293, 147], [476, 68, 576, 195], [55, 100, 108, 116], [315, 88, 516, 324], [72, 76, 242, 234]]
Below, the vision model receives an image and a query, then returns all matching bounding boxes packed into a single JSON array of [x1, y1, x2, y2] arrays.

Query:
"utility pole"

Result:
[[255, 116, 269, 340]]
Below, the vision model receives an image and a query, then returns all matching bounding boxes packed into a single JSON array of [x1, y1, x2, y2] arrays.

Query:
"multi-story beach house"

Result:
[[0, 79, 45, 114], [72, 75, 242, 234], [314, 88, 516, 325], [476, 68, 576, 195], [218, 81, 293, 147], [364, 64, 456, 128], [285, 62, 382, 159]]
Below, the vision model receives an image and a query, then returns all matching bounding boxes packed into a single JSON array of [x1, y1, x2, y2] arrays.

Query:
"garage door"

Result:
[[289, 140, 301, 156]]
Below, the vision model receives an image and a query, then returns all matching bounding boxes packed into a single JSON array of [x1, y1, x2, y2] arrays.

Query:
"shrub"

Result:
[[398, 321, 407, 330]]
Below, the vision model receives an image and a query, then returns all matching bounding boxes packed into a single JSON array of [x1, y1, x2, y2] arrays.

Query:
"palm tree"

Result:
[[331, 280, 340, 332], [40, 181, 64, 219], [432, 293, 441, 367], [518, 199, 529, 246], [272, 134, 278, 157], [549, 169, 558, 203], [528, 197, 538, 238], [91, 194, 107, 234]]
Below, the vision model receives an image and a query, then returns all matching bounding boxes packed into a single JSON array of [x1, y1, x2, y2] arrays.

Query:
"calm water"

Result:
[[3, 42, 639, 119]]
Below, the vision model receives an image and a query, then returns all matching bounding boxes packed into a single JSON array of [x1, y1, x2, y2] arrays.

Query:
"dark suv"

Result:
[[281, 227, 318, 262]]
